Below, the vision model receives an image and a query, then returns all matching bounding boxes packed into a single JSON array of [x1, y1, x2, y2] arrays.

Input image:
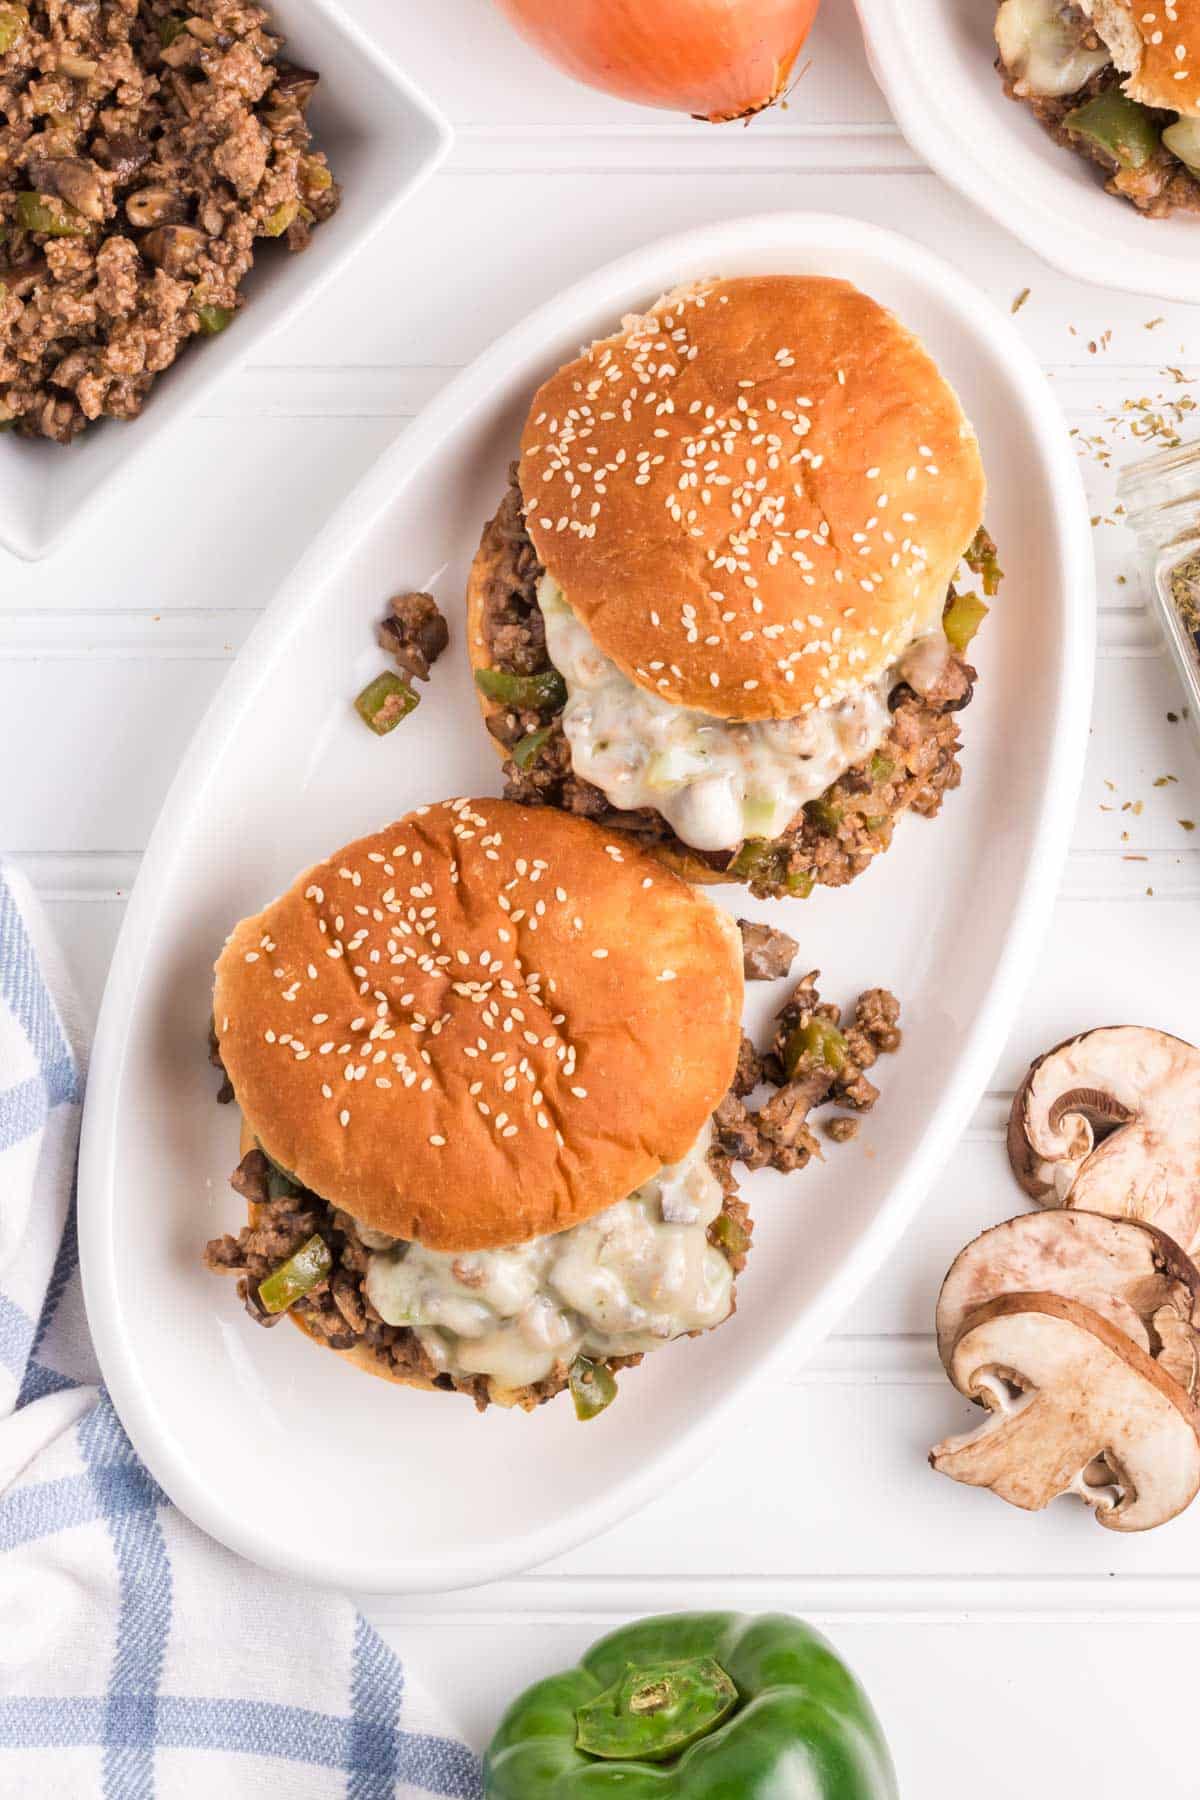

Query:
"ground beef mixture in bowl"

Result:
[[0, 0, 339, 443], [994, 1, 1200, 216], [470, 468, 992, 903]]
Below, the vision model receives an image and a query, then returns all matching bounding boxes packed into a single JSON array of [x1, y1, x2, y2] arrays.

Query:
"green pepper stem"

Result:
[[575, 1656, 737, 1762]]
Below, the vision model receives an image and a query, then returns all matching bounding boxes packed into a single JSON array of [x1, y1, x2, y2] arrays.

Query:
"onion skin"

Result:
[[492, 0, 822, 122]]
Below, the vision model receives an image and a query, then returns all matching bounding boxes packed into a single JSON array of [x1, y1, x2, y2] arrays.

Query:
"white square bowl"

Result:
[[0, 0, 451, 562]]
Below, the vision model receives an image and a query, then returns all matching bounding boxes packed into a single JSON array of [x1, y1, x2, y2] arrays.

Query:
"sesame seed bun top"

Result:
[[519, 275, 986, 724], [1081, 1, 1200, 114], [212, 799, 743, 1253]]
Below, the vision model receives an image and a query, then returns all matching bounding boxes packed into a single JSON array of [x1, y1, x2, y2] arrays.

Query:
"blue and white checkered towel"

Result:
[[0, 864, 483, 1799]]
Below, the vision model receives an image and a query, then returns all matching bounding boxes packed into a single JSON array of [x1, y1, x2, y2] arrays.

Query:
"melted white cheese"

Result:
[[363, 1122, 734, 1393], [539, 575, 946, 853], [995, 0, 1111, 98]]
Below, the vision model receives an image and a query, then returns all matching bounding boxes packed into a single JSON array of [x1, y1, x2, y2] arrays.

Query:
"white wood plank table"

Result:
[[5, 3, 1200, 1789]]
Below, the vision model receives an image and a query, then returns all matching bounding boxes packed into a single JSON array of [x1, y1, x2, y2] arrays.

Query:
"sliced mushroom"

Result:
[[1008, 1026, 1200, 1257], [930, 1293, 1200, 1532], [936, 1210, 1200, 1392], [3, 258, 47, 299], [23, 155, 106, 222], [92, 134, 151, 182], [140, 224, 207, 276], [270, 62, 320, 109], [125, 186, 188, 229]]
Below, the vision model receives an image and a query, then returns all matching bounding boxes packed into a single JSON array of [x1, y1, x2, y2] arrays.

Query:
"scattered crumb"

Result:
[[1182, 820, 1197, 832], [1168, 711, 1180, 723], [1153, 775, 1179, 787], [1145, 317, 1165, 330], [1012, 287, 1031, 314], [825, 1117, 860, 1144], [1124, 854, 1149, 861]]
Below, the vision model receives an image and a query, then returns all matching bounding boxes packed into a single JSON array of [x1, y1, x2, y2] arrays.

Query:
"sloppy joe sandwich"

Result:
[[468, 274, 994, 899], [995, 0, 1200, 214], [205, 797, 752, 1416]]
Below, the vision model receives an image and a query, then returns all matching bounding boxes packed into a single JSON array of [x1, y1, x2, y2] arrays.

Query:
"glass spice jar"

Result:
[[1118, 438, 1200, 757]]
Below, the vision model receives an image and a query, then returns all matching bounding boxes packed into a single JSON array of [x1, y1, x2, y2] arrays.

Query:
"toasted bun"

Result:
[[214, 798, 742, 1251], [287, 1310, 537, 1411], [518, 275, 985, 724], [466, 525, 730, 890], [1081, 1, 1200, 114]]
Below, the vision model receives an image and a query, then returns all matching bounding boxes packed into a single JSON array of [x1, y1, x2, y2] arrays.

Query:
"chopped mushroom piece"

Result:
[[736, 919, 799, 982], [1008, 1026, 1200, 1257], [377, 590, 449, 684], [930, 1293, 1200, 1532], [936, 1211, 1200, 1392]]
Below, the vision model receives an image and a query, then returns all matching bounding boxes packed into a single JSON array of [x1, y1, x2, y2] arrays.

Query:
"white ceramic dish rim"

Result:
[[78, 211, 1096, 1593], [0, 0, 453, 563], [854, 0, 1200, 304]]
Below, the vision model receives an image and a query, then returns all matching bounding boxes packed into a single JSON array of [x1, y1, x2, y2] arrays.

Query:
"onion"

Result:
[[493, 0, 822, 122]]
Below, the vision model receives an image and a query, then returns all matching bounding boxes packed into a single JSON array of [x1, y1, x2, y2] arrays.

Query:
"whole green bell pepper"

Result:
[[483, 1611, 898, 1798]]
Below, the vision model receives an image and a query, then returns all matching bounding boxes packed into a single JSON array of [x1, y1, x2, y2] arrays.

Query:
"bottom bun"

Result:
[[285, 1307, 544, 1409]]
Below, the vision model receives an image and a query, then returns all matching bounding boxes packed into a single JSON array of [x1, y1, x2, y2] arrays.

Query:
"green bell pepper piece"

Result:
[[727, 838, 777, 883], [0, 6, 29, 53], [355, 670, 418, 734], [196, 303, 234, 335], [262, 198, 300, 238], [1065, 90, 1160, 170], [257, 1234, 331, 1314], [942, 590, 988, 655], [1164, 115, 1200, 176], [727, 838, 813, 897], [964, 526, 1003, 598], [484, 1611, 897, 1798], [16, 190, 87, 236], [806, 796, 843, 835], [475, 665, 568, 714], [568, 1355, 616, 1421], [867, 752, 894, 786], [708, 1210, 751, 1260], [511, 724, 553, 769], [783, 1017, 848, 1080]]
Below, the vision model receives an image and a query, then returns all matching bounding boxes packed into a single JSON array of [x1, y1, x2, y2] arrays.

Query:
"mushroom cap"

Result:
[[930, 1292, 1200, 1533], [936, 1210, 1200, 1387], [1007, 1025, 1200, 1258]]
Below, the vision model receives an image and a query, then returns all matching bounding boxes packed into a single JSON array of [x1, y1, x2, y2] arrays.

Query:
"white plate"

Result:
[[855, 0, 1200, 302], [0, 0, 451, 563], [78, 212, 1094, 1594]]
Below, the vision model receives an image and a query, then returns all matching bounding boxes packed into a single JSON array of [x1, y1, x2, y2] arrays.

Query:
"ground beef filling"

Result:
[[377, 589, 449, 684], [0, 0, 340, 443], [477, 470, 976, 900], [998, 42, 1200, 216], [717, 976, 903, 1173], [204, 1137, 753, 1414]]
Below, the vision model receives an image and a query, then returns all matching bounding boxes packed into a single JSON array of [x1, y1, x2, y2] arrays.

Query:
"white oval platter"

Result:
[[78, 212, 1094, 1593]]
